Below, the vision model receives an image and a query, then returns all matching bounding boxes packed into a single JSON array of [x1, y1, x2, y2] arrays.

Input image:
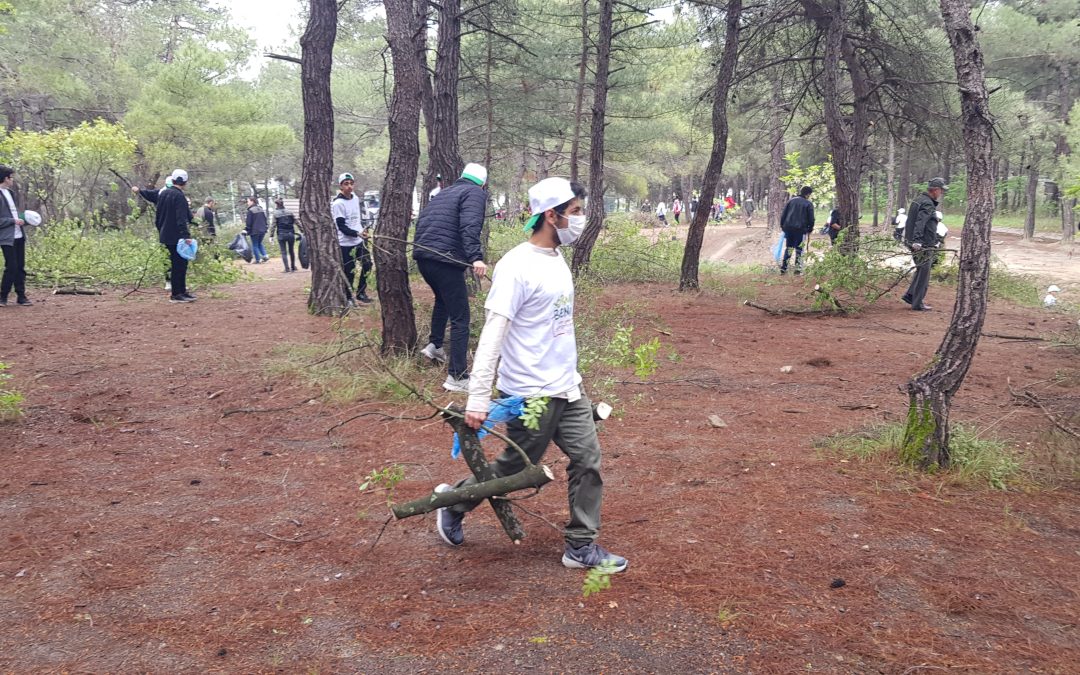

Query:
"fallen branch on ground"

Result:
[[1007, 379, 1080, 439], [743, 299, 846, 316]]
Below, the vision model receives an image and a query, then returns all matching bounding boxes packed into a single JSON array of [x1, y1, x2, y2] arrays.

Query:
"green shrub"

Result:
[[823, 422, 1023, 490], [0, 363, 24, 423], [486, 214, 683, 284], [803, 233, 913, 311], [933, 257, 1042, 307], [19, 220, 244, 288]]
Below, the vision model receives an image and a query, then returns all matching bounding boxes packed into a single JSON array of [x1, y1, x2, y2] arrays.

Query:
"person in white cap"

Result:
[[413, 162, 489, 391], [133, 169, 195, 303], [433, 176, 628, 574], [0, 165, 34, 306], [892, 207, 907, 243], [331, 173, 372, 304]]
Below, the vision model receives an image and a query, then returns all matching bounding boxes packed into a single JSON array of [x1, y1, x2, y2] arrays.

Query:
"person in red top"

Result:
[[724, 195, 736, 211]]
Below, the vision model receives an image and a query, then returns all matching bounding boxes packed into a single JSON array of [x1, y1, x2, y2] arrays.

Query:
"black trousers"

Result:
[[164, 243, 188, 297], [416, 258, 470, 379], [1, 237, 27, 299], [279, 236, 296, 270], [341, 241, 372, 297], [904, 248, 934, 309], [780, 228, 806, 272]]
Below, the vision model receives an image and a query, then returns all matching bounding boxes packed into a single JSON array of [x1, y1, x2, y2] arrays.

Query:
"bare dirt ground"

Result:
[[2, 251, 1079, 673]]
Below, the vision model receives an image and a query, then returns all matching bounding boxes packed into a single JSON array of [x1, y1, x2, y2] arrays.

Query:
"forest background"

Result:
[[1, 0, 1077, 235]]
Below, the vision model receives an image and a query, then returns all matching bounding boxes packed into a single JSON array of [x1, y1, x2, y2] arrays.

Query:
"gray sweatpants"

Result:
[[450, 393, 603, 548]]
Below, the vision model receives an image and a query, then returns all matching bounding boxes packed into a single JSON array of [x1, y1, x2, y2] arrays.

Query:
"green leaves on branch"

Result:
[[0, 120, 136, 215], [519, 397, 550, 431], [780, 152, 836, 206]]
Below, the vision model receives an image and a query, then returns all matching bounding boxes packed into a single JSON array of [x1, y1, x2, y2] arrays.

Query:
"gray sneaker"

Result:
[[562, 542, 628, 572], [443, 375, 469, 393], [421, 342, 447, 363], [434, 483, 464, 546]]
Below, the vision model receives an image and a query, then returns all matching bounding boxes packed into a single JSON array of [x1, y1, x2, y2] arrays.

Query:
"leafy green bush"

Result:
[[932, 256, 1042, 307], [21, 220, 244, 288], [803, 233, 913, 311], [0, 363, 24, 423], [486, 214, 683, 284]]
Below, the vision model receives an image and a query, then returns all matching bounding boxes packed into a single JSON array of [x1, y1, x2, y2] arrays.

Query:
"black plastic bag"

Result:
[[228, 232, 252, 263], [298, 233, 310, 269]]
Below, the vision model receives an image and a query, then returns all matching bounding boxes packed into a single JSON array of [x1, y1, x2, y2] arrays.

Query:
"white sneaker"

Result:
[[442, 375, 470, 393], [421, 342, 447, 363], [165, 281, 172, 291]]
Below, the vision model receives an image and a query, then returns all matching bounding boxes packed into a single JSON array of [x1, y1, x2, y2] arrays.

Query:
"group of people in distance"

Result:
[[778, 177, 950, 312]]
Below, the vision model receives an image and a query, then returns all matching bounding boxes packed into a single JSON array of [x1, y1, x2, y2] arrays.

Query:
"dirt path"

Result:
[[1, 258, 1079, 672]]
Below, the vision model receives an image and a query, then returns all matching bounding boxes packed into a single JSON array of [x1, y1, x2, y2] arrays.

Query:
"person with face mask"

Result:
[[413, 163, 489, 392], [432, 177, 628, 574]]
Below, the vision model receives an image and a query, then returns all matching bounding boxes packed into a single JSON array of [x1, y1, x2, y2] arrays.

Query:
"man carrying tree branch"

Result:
[[433, 177, 627, 573], [902, 177, 948, 311]]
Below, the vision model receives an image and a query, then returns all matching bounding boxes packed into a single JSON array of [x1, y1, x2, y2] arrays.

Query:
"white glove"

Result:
[[935, 210, 943, 221]]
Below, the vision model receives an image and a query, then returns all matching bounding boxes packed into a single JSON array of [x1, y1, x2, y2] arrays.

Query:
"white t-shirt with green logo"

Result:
[[485, 242, 582, 398]]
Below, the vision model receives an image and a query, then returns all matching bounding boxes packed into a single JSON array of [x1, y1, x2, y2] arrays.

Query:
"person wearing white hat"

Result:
[[892, 207, 907, 243], [132, 168, 195, 303], [433, 176, 628, 573], [413, 162, 489, 390], [332, 173, 373, 304], [0, 165, 33, 306]]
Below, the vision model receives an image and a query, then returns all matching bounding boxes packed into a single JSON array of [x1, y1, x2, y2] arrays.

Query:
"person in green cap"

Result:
[[432, 176, 628, 573], [413, 162, 489, 392]]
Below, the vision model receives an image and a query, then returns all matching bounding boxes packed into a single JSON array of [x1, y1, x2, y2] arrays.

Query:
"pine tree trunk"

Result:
[[898, 135, 912, 210], [375, 0, 424, 354], [767, 80, 787, 233], [804, 0, 871, 252], [570, 0, 614, 275], [300, 0, 349, 315], [885, 133, 896, 228], [903, 0, 994, 469], [679, 0, 742, 290], [1024, 147, 1038, 240], [569, 0, 590, 183], [1000, 156, 1009, 211], [1057, 64, 1075, 243]]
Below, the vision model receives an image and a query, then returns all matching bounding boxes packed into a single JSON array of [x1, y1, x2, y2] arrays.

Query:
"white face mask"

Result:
[[557, 214, 586, 246]]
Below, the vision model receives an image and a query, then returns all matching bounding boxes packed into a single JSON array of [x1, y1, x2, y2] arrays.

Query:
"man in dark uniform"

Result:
[[779, 186, 815, 275], [902, 177, 947, 311]]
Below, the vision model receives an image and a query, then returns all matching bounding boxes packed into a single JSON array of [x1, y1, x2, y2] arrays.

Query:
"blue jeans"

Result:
[[250, 233, 267, 261]]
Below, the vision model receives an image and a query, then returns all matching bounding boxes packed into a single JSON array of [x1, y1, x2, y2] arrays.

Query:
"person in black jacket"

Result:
[[0, 165, 32, 306], [902, 178, 947, 311], [412, 162, 489, 392], [133, 169, 195, 303], [779, 186, 815, 274], [272, 199, 300, 272], [244, 197, 270, 263]]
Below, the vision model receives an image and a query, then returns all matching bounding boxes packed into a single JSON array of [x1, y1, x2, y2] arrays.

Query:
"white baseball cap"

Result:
[[338, 173, 355, 184], [23, 210, 42, 226], [461, 163, 487, 186], [171, 169, 188, 184], [524, 177, 576, 231]]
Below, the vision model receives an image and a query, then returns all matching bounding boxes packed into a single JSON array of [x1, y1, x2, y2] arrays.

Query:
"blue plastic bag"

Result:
[[451, 396, 526, 459], [772, 233, 786, 262], [177, 238, 199, 260]]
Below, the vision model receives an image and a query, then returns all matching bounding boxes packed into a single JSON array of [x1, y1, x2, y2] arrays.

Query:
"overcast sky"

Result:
[[223, 0, 303, 76]]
